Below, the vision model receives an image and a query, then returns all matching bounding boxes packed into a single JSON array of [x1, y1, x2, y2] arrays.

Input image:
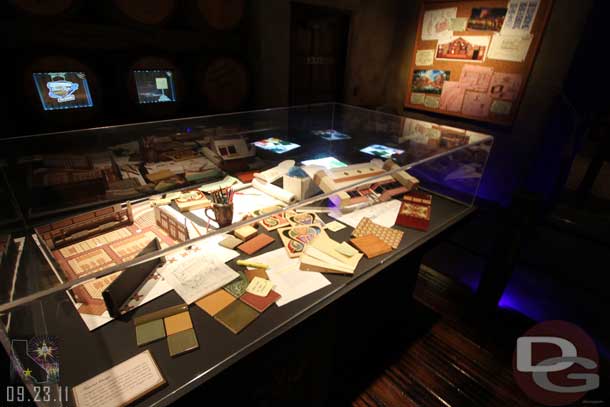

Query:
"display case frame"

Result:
[[0, 103, 493, 407]]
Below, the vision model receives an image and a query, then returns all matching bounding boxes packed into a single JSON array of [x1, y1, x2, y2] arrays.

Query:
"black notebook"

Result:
[[102, 238, 165, 318]]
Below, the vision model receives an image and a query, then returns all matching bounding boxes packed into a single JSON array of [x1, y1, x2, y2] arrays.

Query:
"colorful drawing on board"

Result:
[[488, 72, 522, 101], [360, 144, 405, 159], [462, 92, 492, 117], [467, 8, 507, 32], [412, 70, 450, 95], [436, 36, 490, 62], [440, 81, 466, 112], [253, 138, 300, 154]]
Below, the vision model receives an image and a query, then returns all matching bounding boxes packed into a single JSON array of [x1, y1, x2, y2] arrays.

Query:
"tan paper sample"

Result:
[[415, 49, 435, 66], [424, 95, 440, 109], [410, 92, 426, 105], [490, 100, 512, 115]]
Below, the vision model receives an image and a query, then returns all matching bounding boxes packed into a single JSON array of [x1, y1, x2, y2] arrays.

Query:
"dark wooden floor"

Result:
[[350, 266, 606, 407]]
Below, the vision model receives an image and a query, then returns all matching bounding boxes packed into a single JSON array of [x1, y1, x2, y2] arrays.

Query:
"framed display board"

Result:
[[404, 0, 553, 125]]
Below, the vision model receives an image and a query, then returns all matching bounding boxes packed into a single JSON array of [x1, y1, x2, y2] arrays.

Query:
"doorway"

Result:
[[289, 3, 350, 105]]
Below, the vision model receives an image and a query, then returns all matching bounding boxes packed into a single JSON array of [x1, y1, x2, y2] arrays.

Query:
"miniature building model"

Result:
[[437, 37, 486, 60], [35, 203, 134, 250], [313, 160, 419, 207], [154, 206, 190, 242]]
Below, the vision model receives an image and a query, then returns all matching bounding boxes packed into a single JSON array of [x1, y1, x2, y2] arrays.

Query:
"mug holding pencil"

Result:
[[205, 187, 234, 228]]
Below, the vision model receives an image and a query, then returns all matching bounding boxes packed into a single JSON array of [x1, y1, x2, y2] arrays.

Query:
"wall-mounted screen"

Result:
[[134, 70, 176, 104], [33, 72, 94, 111]]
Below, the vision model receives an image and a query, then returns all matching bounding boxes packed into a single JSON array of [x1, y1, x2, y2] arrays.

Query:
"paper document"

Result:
[[330, 200, 402, 228], [247, 248, 330, 306], [72, 350, 164, 407], [161, 254, 239, 304]]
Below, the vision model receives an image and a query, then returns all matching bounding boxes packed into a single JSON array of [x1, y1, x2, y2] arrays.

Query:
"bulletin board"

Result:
[[404, 0, 553, 126]]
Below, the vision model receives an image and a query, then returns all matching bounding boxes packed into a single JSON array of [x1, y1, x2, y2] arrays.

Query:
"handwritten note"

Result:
[[247, 248, 330, 306], [421, 7, 456, 41], [415, 49, 435, 66], [488, 33, 533, 62], [246, 277, 274, 297], [410, 92, 426, 105], [72, 351, 164, 407], [449, 17, 468, 32], [440, 81, 465, 112]]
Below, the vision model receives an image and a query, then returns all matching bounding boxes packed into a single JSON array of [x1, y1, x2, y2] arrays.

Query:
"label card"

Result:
[[246, 277, 274, 297], [415, 49, 435, 66]]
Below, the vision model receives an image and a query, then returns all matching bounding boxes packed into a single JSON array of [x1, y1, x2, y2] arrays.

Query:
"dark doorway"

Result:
[[289, 3, 350, 105]]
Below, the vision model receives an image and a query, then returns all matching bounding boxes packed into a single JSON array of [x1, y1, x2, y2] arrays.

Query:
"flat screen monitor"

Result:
[[301, 156, 348, 169], [360, 144, 405, 159], [33, 72, 94, 111], [134, 70, 176, 104], [253, 138, 300, 154]]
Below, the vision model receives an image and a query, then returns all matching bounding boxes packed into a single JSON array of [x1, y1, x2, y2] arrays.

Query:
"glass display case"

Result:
[[0, 103, 493, 406]]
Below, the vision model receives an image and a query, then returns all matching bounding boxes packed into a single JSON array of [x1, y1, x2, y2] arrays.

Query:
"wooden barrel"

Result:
[[200, 57, 249, 112], [15, 0, 74, 15], [197, 0, 244, 30], [112, 0, 176, 25]]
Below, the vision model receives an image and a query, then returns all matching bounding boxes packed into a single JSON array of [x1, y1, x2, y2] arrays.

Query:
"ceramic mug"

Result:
[[205, 203, 234, 228]]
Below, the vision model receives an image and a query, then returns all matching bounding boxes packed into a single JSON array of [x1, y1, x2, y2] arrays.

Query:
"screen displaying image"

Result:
[[134, 70, 176, 104], [360, 144, 405, 159], [33, 72, 94, 111], [302, 156, 348, 169], [312, 130, 351, 141], [253, 138, 300, 154]]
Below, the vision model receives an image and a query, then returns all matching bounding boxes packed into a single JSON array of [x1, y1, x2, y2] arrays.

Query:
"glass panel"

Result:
[[0, 103, 492, 406]]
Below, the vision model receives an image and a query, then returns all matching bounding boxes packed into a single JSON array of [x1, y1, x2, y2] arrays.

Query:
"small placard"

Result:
[[72, 350, 165, 407], [246, 277, 274, 297]]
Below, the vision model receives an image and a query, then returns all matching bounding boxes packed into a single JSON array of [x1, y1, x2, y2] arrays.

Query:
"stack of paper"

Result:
[[246, 248, 330, 306], [300, 235, 363, 275]]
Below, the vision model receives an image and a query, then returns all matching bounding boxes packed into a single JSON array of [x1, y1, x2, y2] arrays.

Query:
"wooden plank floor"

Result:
[[351, 266, 538, 407]]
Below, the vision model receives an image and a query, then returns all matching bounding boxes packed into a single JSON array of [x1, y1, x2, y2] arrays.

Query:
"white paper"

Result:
[[488, 33, 533, 62], [421, 7, 456, 41], [329, 200, 402, 229], [72, 350, 163, 407], [501, 0, 540, 36], [252, 178, 296, 203], [254, 160, 295, 183], [161, 254, 239, 304], [197, 175, 241, 193], [247, 248, 330, 306]]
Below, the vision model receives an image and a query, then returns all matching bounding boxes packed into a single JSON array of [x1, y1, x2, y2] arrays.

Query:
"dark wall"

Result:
[[12, 1, 252, 137]]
